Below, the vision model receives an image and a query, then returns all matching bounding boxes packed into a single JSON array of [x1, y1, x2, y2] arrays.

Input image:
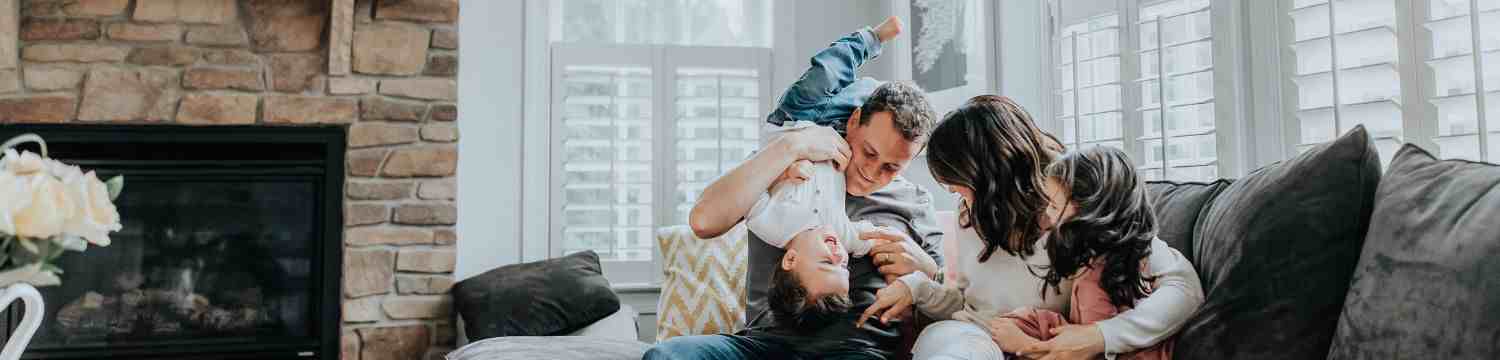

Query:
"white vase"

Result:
[[0, 283, 42, 360]]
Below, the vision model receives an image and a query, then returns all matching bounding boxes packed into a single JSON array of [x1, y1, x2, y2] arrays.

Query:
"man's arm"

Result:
[[688, 129, 849, 239]]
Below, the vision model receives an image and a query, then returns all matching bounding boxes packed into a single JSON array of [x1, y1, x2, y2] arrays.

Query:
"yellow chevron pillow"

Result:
[[655, 225, 748, 342]]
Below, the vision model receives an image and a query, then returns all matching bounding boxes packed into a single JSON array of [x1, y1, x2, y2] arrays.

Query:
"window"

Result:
[[550, 47, 771, 285], [1423, 0, 1500, 161], [1284, 0, 1405, 166], [1048, 0, 1226, 182], [1138, 0, 1218, 181]]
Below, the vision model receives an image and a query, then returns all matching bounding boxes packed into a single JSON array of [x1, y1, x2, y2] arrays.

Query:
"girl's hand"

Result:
[[855, 278, 913, 328], [1016, 324, 1106, 360]]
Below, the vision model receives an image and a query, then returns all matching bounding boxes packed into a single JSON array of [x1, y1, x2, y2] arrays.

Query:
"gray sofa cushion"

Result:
[[452, 251, 621, 340], [1144, 179, 1232, 266], [447, 336, 649, 360], [1174, 126, 1381, 360], [1328, 144, 1500, 358]]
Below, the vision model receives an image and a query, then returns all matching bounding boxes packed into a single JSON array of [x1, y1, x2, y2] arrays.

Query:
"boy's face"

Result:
[[782, 225, 851, 299], [844, 110, 923, 196]]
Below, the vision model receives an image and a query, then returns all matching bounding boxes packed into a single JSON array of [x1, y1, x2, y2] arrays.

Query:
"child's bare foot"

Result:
[[875, 16, 902, 42]]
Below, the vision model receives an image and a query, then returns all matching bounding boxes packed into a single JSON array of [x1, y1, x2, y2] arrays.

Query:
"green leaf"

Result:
[[106, 175, 125, 201]]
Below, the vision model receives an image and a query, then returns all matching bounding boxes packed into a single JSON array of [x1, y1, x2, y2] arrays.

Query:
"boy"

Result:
[[752, 16, 907, 328]]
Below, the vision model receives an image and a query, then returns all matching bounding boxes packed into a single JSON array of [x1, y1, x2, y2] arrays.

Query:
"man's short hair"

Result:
[[858, 81, 937, 142], [768, 264, 852, 330]]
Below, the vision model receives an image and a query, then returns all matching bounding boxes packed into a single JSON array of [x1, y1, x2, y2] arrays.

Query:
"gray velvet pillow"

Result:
[[1328, 144, 1500, 358], [452, 251, 621, 340], [1174, 126, 1381, 360]]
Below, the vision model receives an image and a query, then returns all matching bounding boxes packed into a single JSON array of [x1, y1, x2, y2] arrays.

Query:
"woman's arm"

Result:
[[687, 128, 849, 239], [896, 271, 966, 320], [1093, 238, 1206, 354]]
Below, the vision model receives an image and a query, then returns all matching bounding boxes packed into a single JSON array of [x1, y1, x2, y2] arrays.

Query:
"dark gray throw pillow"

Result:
[[1145, 180, 1232, 266], [1328, 144, 1500, 359], [453, 251, 621, 340], [1174, 126, 1381, 360]]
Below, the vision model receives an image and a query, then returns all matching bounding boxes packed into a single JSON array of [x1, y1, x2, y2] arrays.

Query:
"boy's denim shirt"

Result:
[[766, 27, 885, 133]]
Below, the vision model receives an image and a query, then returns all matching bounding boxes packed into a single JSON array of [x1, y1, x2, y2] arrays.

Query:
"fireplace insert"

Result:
[[0, 125, 344, 360]]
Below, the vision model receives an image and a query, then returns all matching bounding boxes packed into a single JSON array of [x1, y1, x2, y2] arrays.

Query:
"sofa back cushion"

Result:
[[655, 225, 749, 341], [1327, 145, 1500, 358], [1173, 126, 1381, 360], [452, 250, 621, 340], [1144, 180, 1232, 266]]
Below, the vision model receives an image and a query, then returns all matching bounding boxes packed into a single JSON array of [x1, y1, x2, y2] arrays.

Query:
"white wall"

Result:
[[455, 0, 524, 280]]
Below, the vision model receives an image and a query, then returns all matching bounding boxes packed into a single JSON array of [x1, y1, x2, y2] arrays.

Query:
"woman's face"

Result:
[[945, 184, 975, 208]]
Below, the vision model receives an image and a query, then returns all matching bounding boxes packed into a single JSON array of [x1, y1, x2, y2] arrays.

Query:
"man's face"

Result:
[[844, 110, 924, 196], [782, 225, 850, 299]]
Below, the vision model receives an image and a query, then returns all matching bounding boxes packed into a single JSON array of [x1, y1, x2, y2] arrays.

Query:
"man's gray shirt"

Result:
[[743, 174, 944, 355]]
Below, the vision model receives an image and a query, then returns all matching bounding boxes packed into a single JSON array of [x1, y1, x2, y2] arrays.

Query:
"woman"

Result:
[[859, 96, 1203, 360]]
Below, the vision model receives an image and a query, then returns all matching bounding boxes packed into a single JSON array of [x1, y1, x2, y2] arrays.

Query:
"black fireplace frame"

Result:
[[0, 125, 345, 360]]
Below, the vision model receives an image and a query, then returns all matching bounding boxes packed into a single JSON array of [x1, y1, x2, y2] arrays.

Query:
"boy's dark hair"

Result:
[[858, 81, 937, 142], [768, 264, 852, 330], [925, 95, 1055, 262], [1039, 146, 1158, 308]]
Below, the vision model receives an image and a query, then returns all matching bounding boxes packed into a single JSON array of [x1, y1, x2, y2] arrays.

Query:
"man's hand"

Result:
[[863, 228, 939, 279], [855, 278, 914, 328], [778, 126, 850, 171], [1017, 324, 1106, 360], [776, 160, 814, 186]]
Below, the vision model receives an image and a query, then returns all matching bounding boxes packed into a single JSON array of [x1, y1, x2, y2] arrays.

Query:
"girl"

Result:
[[992, 146, 1186, 360]]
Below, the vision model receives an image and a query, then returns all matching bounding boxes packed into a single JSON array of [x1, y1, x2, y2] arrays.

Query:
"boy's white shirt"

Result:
[[745, 121, 878, 256]]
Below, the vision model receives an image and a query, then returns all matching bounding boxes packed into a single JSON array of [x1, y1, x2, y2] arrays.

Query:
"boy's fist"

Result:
[[875, 16, 903, 42]]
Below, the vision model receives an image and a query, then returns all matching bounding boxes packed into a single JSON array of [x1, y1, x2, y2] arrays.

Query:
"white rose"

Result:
[[11, 172, 73, 240], [60, 171, 121, 246], [1, 149, 47, 176], [0, 172, 22, 236]]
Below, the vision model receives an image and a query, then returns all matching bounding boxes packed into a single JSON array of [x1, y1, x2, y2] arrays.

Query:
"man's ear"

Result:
[[781, 249, 797, 271], [846, 107, 862, 130]]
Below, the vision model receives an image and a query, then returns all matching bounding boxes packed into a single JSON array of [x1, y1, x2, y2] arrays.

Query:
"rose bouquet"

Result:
[[0, 134, 123, 287]]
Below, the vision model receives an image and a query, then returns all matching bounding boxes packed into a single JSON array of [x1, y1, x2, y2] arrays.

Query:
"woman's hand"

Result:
[[855, 278, 914, 328], [863, 228, 939, 279], [1016, 324, 1106, 360], [777, 126, 850, 171], [987, 317, 1042, 355]]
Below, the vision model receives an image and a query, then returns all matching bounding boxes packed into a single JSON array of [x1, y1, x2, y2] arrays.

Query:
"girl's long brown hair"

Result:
[[1040, 146, 1158, 308], [925, 95, 1055, 262]]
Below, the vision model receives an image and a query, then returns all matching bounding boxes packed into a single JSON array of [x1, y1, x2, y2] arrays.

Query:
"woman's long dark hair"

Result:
[[1040, 146, 1158, 308], [925, 95, 1056, 262]]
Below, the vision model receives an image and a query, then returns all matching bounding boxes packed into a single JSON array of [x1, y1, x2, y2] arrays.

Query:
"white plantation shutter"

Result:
[[1423, 0, 1500, 161], [1283, 0, 1405, 166], [1138, 0, 1219, 182], [551, 46, 769, 285], [1055, 12, 1127, 153], [1049, 0, 1232, 182]]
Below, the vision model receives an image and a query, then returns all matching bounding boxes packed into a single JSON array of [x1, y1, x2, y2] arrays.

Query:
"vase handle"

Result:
[[0, 283, 42, 360]]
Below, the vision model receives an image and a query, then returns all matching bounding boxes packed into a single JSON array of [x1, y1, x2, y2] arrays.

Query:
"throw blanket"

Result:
[[446, 337, 650, 360]]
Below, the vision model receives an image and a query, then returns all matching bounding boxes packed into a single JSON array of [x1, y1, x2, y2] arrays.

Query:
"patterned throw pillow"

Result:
[[655, 225, 749, 342]]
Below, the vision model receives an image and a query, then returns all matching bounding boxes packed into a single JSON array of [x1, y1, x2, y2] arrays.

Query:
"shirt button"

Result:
[[813, 208, 820, 214]]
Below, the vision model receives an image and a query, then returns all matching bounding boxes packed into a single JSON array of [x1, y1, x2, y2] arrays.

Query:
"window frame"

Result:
[[1042, 0, 1246, 181], [546, 44, 772, 286]]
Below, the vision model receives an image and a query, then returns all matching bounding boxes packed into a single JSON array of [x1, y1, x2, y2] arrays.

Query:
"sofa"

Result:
[[450, 126, 1500, 359]]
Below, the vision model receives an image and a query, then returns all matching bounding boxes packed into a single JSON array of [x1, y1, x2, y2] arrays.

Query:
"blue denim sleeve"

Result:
[[769, 27, 883, 125]]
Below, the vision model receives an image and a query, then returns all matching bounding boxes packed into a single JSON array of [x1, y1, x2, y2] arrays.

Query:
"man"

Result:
[[645, 17, 945, 360]]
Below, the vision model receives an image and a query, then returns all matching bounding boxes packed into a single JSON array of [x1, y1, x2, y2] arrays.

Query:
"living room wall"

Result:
[[0, 0, 460, 358]]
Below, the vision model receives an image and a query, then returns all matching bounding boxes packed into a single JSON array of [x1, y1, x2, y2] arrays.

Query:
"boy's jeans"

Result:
[[767, 27, 884, 130]]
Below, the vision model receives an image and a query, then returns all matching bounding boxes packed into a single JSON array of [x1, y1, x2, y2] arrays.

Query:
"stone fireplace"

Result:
[[0, 0, 461, 359]]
